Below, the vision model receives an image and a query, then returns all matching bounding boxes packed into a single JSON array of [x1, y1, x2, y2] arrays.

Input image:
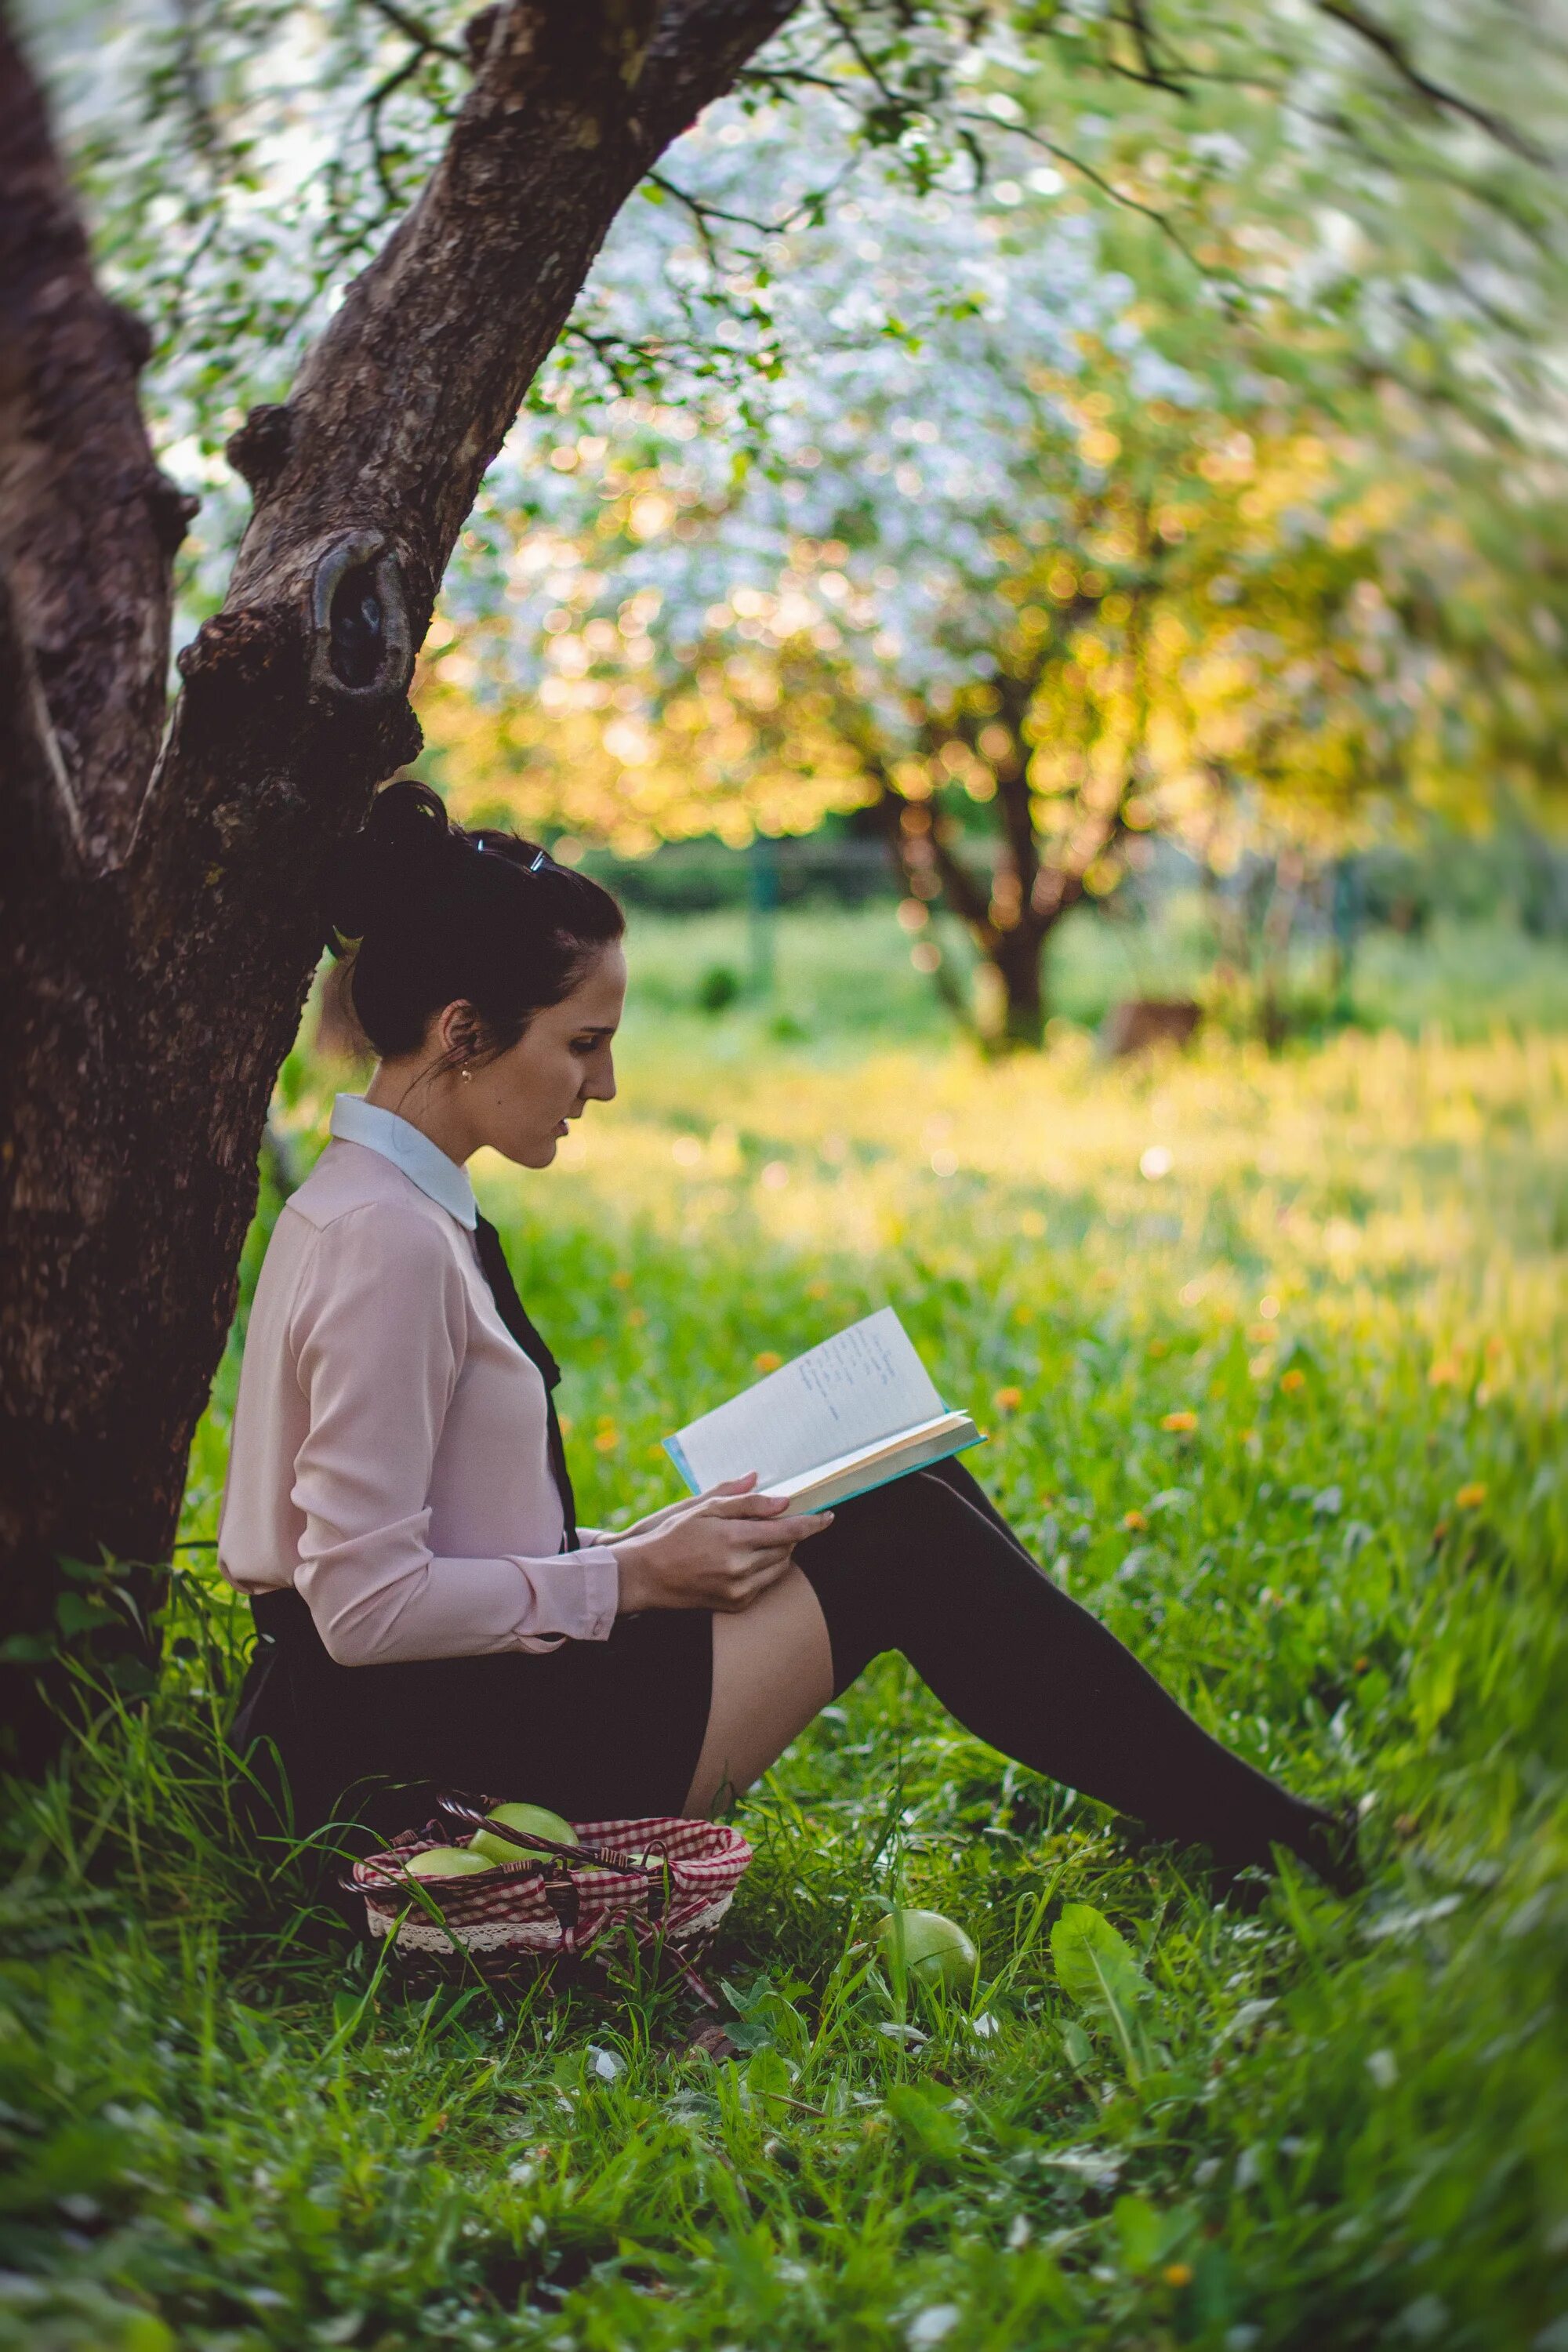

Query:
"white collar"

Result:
[[329, 1094, 477, 1230]]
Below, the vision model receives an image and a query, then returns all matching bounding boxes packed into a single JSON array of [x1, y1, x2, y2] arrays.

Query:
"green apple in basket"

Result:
[[469, 1800, 578, 1866], [873, 1906, 979, 1990], [405, 1846, 495, 1879]]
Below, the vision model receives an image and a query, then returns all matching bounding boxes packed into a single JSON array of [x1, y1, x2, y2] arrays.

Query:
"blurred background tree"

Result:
[[407, 25, 1568, 1047], [32, 0, 1568, 1054]]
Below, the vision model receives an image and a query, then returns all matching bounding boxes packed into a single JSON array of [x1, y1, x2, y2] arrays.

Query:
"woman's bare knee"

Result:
[[684, 1566, 833, 1816]]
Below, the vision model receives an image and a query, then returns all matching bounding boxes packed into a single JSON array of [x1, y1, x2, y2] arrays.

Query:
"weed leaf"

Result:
[[1051, 1901, 1151, 2080]]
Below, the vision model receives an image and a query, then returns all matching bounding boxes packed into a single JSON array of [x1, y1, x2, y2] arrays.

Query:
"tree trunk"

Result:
[[986, 920, 1049, 1051], [0, 0, 797, 1766]]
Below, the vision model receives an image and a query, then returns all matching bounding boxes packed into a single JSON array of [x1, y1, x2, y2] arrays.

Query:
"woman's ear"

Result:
[[433, 998, 483, 1067]]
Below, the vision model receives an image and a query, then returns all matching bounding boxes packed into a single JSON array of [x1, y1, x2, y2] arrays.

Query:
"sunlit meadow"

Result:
[[6, 913, 1566, 2352]]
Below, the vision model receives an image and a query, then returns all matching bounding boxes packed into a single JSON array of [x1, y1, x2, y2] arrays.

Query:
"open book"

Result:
[[664, 1308, 982, 1514]]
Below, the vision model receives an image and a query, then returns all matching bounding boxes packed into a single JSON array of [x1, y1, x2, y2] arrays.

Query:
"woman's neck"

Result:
[[362, 1065, 475, 1167]]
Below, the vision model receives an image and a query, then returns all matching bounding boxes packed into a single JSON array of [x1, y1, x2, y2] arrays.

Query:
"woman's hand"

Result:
[[613, 1475, 757, 1541], [612, 1480, 833, 1614]]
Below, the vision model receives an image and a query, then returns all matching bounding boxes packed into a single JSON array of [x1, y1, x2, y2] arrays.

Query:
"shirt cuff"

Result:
[[506, 1543, 620, 1646]]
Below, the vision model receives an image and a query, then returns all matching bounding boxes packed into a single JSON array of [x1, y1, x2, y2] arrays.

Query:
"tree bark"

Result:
[[987, 918, 1047, 1049], [0, 0, 797, 1765]]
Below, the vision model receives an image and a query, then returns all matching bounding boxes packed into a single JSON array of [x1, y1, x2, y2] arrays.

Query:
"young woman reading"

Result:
[[221, 782, 1355, 1887]]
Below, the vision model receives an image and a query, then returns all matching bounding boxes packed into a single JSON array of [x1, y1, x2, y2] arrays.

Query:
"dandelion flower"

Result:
[[993, 1385, 1023, 1414], [593, 1427, 619, 1454], [1455, 1482, 1487, 1510], [1123, 1508, 1148, 1532], [1163, 2263, 1193, 2288], [1428, 1356, 1461, 1388], [1161, 1410, 1197, 1432], [1279, 1368, 1307, 1395], [754, 1351, 783, 1373]]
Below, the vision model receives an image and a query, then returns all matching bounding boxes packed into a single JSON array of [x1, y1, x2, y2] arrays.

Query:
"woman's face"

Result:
[[466, 945, 626, 1169]]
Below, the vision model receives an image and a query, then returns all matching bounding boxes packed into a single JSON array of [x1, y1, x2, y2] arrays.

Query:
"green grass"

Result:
[[5, 971, 1567, 2350]]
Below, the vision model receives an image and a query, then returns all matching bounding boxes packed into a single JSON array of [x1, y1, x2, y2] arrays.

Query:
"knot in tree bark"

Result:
[[307, 533, 416, 708], [226, 404, 293, 497], [176, 603, 296, 697]]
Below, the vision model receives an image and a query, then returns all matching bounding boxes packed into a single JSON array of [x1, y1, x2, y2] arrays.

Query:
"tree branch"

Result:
[[130, 0, 799, 869], [1112, 0, 1193, 96], [0, 16, 195, 877], [828, 685, 996, 939], [209, 0, 797, 649], [362, 0, 467, 64], [1312, 0, 1555, 167]]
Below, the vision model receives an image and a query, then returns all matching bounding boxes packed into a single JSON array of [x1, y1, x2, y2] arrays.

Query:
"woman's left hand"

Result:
[[614, 1475, 760, 1541]]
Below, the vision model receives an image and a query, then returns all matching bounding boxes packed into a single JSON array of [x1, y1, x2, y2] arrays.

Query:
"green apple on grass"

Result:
[[469, 1801, 578, 1866], [873, 1907, 979, 1989]]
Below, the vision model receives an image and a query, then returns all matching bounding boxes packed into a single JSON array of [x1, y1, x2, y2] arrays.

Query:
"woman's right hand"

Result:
[[612, 1485, 833, 1614]]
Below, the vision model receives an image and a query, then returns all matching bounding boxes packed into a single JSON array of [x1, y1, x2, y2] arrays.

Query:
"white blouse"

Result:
[[217, 1097, 620, 1666]]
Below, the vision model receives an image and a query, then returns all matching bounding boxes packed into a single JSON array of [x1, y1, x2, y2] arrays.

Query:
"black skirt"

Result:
[[231, 1585, 714, 1852]]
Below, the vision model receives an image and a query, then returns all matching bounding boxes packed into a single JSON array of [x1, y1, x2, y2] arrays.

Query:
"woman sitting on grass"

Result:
[[221, 781, 1355, 1887]]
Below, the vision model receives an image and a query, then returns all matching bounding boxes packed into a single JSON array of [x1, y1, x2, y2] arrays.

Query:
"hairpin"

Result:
[[474, 839, 552, 875]]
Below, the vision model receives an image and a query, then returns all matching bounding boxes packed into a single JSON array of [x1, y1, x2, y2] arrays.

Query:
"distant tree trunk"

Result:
[[0, 0, 797, 1766], [867, 676, 1130, 1054], [1329, 855, 1363, 1018], [990, 918, 1050, 1049]]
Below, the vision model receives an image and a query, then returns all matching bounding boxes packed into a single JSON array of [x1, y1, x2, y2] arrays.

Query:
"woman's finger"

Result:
[[717, 1555, 794, 1609], [704, 1491, 793, 1521], [702, 1474, 760, 1497], [723, 1519, 817, 1559], [759, 1509, 834, 1545], [724, 1541, 794, 1581], [719, 1534, 799, 1571], [739, 1553, 799, 1601]]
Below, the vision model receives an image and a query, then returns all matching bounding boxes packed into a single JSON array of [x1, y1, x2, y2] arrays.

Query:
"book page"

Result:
[[767, 1413, 976, 1498], [670, 1308, 946, 1493], [769, 1413, 982, 1512]]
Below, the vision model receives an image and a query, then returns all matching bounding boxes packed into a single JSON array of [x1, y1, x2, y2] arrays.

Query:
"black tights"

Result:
[[796, 1458, 1341, 1875]]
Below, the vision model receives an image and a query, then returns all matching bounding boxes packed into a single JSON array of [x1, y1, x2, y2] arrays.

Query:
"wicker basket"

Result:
[[347, 1796, 752, 2001]]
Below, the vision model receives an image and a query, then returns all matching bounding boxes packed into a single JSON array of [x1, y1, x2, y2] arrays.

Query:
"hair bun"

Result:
[[320, 778, 624, 1061], [325, 779, 462, 946]]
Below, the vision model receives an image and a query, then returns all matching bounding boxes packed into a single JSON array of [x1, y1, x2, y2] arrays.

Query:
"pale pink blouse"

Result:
[[217, 1096, 620, 1666]]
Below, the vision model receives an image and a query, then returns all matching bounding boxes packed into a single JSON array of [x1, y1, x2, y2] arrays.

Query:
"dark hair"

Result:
[[325, 781, 624, 1062]]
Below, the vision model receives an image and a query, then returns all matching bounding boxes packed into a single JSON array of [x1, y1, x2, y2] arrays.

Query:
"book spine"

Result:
[[662, 1433, 699, 1494]]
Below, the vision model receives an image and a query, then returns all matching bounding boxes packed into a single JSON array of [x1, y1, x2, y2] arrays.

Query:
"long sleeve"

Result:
[[285, 1204, 619, 1666]]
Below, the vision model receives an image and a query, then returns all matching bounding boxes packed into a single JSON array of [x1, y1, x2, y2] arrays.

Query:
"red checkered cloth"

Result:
[[350, 1813, 752, 1999]]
